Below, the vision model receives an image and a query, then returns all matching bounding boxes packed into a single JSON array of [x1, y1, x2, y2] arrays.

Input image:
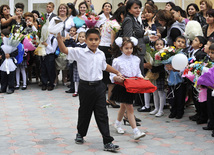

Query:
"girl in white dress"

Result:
[[110, 37, 146, 140]]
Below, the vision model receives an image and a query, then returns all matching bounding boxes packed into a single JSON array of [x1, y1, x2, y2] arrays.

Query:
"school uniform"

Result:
[[110, 53, 143, 104], [40, 34, 58, 89], [167, 70, 185, 118], [0, 48, 18, 93], [67, 46, 114, 145], [183, 47, 208, 123]]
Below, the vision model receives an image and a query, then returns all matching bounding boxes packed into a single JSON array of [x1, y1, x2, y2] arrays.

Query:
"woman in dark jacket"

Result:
[[122, 0, 153, 74]]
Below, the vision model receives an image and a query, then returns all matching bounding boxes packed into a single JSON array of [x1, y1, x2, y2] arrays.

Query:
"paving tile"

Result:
[[0, 84, 214, 154]]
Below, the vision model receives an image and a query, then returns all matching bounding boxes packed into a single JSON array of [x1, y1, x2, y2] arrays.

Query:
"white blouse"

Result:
[[110, 53, 142, 83]]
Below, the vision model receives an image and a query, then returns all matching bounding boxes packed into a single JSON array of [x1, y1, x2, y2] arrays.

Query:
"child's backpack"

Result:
[[16, 43, 24, 64], [50, 36, 60, 58]]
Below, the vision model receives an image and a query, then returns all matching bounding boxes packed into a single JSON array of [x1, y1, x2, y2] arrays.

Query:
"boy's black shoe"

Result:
[[196, 119, 207, 124], [47, 86, 54, 91], [65, 89, 74, 93], [42, 86, 47, 91], [202, 126, 214, 130], [212, 130, 214, 137], [75, 133, 84, 144], [168, 113, 176, 118], [7, 90, 14, 94], [175, 115, 183, 119], [104, 143, 120, 152], [0, 90, 6, 93], [189, 114, 199, 121]]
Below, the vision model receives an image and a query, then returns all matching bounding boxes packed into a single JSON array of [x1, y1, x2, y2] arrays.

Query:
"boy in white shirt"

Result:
[[57, 29, 123, 152], [40, 34, 58, 91]]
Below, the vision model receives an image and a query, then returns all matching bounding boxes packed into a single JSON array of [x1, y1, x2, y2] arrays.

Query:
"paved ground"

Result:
[[0, 82, 214, 155]]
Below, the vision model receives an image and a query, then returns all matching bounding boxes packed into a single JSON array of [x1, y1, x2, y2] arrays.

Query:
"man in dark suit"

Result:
[[45, 2, 57, 21]]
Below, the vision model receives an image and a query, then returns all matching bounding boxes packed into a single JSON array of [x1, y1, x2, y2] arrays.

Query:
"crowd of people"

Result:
[[0, 0, 214, 152]]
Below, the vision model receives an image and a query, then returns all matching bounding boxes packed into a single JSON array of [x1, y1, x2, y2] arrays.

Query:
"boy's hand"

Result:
[[42, 42, 48, 47], [5, 54, 10, 59], [113, 76, 124, 83], [0, 55, 2, 59]]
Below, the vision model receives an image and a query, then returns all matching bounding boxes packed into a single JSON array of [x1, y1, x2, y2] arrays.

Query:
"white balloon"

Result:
[[172, 54, 188, 70]]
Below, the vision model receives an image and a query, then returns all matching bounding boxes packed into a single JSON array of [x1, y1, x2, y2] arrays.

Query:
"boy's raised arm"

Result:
[[57, 33, 68, 55]]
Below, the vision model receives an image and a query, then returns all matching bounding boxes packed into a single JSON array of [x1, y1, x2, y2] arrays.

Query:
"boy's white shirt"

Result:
[[67, 46, 107, 81], [45, 34, 58, 55]]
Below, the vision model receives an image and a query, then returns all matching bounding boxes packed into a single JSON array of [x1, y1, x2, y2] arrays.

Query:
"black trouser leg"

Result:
[[207, 89, 214, 128], [1, 71, 8, 91], [45, 55, 56, 87], [8, 71, 15, 91], [77, 82, 114, 144]]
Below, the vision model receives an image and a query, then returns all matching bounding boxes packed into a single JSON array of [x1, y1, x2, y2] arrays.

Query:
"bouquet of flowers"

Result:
[[154, 46, 179, 64], [0, 25, 26, 74], [34, 13, 49, 56], [144, 44, 160, 80], [82, 9, 100, 28], [23, 35, 36, 52], [197, 66, 214, 89], [182, 61, 213, 86]]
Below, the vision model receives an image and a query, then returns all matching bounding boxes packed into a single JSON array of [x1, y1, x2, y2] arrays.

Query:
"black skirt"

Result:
[[110, 84, 135, 104]]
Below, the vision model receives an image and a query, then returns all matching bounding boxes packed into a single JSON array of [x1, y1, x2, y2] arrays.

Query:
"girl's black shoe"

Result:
[[123, 116, 140, 126], [106, 100, 120, 108]]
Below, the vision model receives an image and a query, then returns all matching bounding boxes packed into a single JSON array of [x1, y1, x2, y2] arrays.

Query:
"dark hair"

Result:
[[186, 3, 199, 17], [143, 5, 156, 14], [166, 2, 175, 8], [156, 26, 165, 34], [0, 5, 10, 16], [111, 37, 141, 57], [98, 2, 113, 15], [31, 10, 40, 18], [1, 28, 10, 36], [70, 26, 77, 31], [111, 6, 126, 23], [118, 2, 124, 7], [175, 36, 186, 44], [155, 38, 165, 46], [58, 4, 69, 16], [24, 12, 36, 22], [126, 0, 142, 14], [208, 38, 214, 43], [86, 28, 101, 39], [206, 9, 214, 17], [171, 6, 187, 18], [147, 0, 154, 5], [209, 43, 214, 50], [15, 3, 24, 12], [67, 3, 77, 16], [156, 10, 175, 27], [78, 2, 88, 16], [197, 36, 207, 48]]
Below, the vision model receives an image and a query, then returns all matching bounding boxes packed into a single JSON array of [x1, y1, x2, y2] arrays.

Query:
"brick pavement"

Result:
[[0, 83, 213, 155]]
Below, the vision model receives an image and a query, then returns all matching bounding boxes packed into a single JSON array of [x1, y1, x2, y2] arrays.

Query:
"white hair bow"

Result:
[[115, 37, 123, 47], [130, 37, 138, 46]]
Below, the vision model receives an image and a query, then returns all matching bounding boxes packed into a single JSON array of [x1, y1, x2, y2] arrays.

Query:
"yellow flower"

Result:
[[195, 61, 199, 64], [161, 52, 166, 57], [171, 46, 175, 49]]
